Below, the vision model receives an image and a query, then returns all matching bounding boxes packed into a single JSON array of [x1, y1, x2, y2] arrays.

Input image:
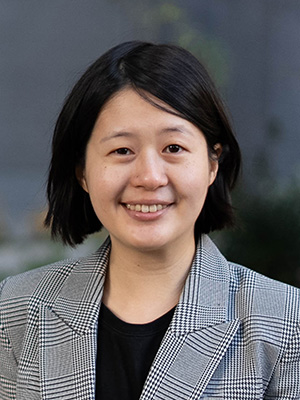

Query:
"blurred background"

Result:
[[1, 0, 300, 286]]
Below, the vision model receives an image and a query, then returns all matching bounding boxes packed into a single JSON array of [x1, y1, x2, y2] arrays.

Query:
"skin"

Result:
[[77, 88, 220, 323]]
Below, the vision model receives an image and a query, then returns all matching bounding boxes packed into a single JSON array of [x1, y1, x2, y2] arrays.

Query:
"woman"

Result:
[[0, 41, 299, 399]]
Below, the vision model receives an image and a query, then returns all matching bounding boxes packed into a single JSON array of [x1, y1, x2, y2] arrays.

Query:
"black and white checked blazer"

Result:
[[1, 235, 300, 399]]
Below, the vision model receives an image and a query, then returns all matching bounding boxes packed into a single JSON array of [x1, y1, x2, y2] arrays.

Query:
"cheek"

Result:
[[86, 167, 126, 208], [182, 170, 212, 213], [179, 160, 212, 190]]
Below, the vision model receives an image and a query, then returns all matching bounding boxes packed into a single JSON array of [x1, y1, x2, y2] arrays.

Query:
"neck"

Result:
[[102, 236, 196, 323]]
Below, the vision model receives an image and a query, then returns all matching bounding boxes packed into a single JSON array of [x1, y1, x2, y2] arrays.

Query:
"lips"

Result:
[[125, 203, 168, 213]]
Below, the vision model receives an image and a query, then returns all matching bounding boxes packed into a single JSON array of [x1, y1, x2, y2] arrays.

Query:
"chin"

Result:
[[129, 239, 168, 253], [125, 231, 180, 253]]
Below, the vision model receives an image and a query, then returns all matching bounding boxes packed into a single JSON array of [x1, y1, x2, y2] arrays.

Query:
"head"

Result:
[[45, 41, 241, 246]]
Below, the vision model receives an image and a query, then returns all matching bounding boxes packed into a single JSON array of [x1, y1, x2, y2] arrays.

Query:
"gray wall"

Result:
[[1, 0, 300, 239]]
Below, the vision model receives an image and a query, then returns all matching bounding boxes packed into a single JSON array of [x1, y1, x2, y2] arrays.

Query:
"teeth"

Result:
[[126, 204, 167, 213], [142, 205, 149, 213]]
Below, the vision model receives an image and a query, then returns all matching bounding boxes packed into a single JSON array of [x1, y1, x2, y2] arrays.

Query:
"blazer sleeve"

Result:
[[0, 278, 18, 400], [264, 323, 300, 399]]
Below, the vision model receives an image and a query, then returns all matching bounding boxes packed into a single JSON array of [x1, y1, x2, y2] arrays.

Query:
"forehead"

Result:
[[92, 88, 196, 135], [101, 88, 175, 116]]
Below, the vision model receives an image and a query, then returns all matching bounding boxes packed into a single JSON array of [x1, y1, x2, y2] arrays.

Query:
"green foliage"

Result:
[[149, 3, 182, 24], [113, 0, 230, 87], [0, 231, 108, 281], [215, 185, 300, 287]]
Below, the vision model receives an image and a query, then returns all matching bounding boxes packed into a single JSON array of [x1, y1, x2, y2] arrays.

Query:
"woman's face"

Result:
[[77, 88, 219, 253]]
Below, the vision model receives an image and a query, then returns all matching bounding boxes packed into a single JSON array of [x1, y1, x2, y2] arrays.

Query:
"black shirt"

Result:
[[96, 303, 175, 400]]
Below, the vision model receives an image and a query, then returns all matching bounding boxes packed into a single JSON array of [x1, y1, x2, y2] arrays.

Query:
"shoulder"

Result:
[[227, 261, 300, 341], [0, 237, 111, 306], [0, 238, 110, 363], [228, 260, 300, 306], [0, 257, 80, 304], [0, 258, 79, 363], [228, 262, 300, 387], [201, 236, 300, 336]]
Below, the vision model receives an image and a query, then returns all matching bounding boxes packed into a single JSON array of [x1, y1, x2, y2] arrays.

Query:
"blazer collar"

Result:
[[47, 237, 111, 336], [39, 235, 237, 399], [170, 234, 231, 336], [139, 235, 239, 399], [48, 234, 230, 336]]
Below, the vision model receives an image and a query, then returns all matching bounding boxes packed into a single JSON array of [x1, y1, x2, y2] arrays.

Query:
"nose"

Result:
[[131, 151, 168, 190]]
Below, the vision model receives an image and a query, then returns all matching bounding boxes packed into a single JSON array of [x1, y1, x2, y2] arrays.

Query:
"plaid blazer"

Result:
[[1, 235, 300, 399]]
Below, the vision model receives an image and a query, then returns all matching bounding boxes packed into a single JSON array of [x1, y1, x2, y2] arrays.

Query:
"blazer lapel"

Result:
[[38, 239, 110, 400], [141, 320, 240, 400], [141, 235, 240, 399], [38, 234, 238, 399]]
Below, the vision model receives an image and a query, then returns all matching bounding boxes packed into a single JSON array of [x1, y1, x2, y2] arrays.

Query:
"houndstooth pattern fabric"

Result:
[[1, 235, 300, 399]]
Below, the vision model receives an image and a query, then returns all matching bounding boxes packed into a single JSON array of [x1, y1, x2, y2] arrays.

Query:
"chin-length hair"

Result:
[[45, 41, 241, 246]]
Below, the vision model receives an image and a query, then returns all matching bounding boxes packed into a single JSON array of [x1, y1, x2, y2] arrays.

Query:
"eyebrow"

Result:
[[99, 131, 135, 143], [160, 125, 193, 135], [99, 124, 194, 143]]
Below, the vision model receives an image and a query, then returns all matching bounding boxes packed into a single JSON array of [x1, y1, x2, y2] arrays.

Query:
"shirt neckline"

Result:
[[99, 302, 176, 337]]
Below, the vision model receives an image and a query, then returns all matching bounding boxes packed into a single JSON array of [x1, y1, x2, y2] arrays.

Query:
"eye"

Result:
[[165, 144, 183, 153], [114, 147, 132, 155]]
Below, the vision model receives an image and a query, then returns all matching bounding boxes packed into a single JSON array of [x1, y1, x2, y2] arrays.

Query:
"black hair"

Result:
[[45, 41, 241, 246]]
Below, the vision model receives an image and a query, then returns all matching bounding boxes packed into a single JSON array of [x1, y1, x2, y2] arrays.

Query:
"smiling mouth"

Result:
[[125, 203, 168, 213]]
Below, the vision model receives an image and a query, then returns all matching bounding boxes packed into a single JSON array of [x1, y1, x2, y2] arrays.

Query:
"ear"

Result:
[[75, 165, 89, 193], [209, 143, 222, 185]]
